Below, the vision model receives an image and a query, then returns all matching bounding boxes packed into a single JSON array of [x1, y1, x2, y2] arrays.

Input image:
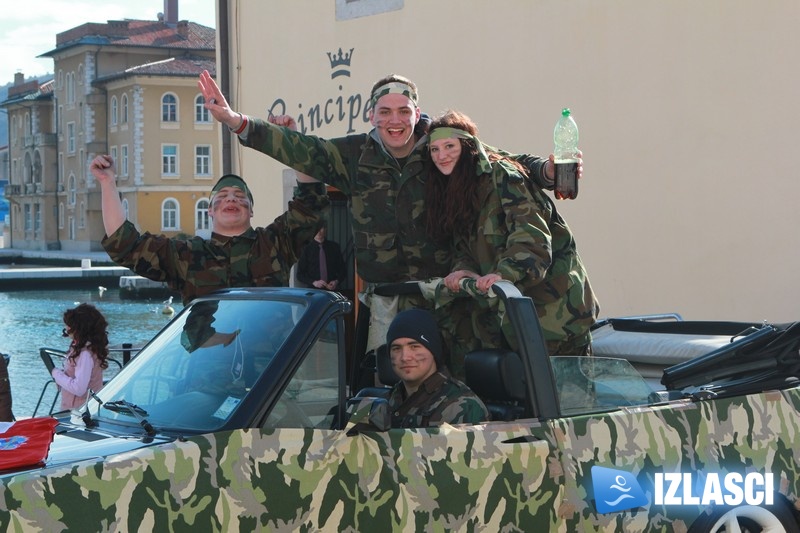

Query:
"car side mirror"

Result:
[[345, 397, 392, 434]]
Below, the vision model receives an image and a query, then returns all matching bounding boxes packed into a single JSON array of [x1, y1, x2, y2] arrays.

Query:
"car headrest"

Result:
[[464, 349, 526, 402], [375, 344, 400, 386]]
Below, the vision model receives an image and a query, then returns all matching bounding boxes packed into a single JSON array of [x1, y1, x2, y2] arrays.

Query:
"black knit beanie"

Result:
[[386, 309, 443, 365]]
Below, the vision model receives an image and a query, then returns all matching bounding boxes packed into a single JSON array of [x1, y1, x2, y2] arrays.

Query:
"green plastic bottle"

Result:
[[553, 108, 579, 199]]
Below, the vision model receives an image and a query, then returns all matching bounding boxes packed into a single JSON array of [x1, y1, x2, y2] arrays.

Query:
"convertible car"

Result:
[[0, 280, 798, 532]]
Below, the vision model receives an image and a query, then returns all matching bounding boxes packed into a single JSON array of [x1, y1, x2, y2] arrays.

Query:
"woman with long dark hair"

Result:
[[425, 110, 598, 373], [52, 303, 110, 410]]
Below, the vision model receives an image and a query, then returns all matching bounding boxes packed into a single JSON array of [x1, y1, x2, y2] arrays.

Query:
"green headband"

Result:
[[211, 174, 254, 205], [428, 127, 492, 175], [370, 82, 418, 107]]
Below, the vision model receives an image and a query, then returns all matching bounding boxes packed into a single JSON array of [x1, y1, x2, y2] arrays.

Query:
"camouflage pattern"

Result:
[[1, 386, 798, 531], [102, 182, 329, 304], [240, 119, 550, 287], [242, 120, 451, 284], [386, 370, 490, 427], [369, 81, 418, 106], [446, 159, 599, 364]]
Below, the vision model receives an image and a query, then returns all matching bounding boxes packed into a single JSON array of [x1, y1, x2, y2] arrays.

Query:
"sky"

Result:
[[0, 0, 216, 84]]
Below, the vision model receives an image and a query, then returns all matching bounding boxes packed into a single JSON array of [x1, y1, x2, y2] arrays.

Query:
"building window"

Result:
[[162, 145, 178, 175], [122, 198, 129, 221], [23, 152, 32, 184], [58, 70, 63, 90], [161, 93, 178, 122], [195, 145, 211, 176], [24, 205, 32, 231], [34, 204, 41, 233], [335, 0, 403, 20], [59, 202, 64, 228], [58, 153, 63, 186], [79, 202, 85, 228], [33, 151, 42, 183], [67, 122, 76, 153], [111, 96, 118, 126], [162, 198, 179, 231], [195, 94, 210, 123], [121, 145, 129, 177], [121, 94, 128, 124], [68, 174, 76, 206], [67, 72, 75, 104], [110, 146, 118, 168], [195, 198, 210, 231]]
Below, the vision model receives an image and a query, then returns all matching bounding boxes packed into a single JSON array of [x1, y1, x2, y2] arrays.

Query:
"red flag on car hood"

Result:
[[0, 417, 59, 471]]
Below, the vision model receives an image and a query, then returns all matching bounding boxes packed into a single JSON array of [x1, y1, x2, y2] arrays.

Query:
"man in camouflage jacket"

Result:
[[92, 155, 328, 305], [385, 309, 489, 427]]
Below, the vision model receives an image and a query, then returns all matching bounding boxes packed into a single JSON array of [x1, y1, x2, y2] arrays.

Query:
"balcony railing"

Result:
[[3, 185, 21, 198], [34, 133, 58, 146]]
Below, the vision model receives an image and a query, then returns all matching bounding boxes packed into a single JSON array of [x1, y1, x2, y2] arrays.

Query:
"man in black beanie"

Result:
[[385, 309, 489, 428]]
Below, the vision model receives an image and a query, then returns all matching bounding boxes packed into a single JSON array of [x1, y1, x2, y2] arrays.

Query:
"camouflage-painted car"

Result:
[[1, 282, 799, 532]]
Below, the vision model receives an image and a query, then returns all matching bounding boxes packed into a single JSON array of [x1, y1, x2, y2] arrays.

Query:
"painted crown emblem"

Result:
[[327, 47, 354, 78]]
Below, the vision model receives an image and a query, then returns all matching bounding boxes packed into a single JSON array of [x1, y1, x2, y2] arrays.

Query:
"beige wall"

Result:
[[223, 0, 800, 322]]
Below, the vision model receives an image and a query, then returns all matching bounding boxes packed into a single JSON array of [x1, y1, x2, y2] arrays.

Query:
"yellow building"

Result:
[[2, 8, 219, 252]]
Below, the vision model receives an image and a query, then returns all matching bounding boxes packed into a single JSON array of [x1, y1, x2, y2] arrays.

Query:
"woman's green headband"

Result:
[[370, 82, 418, 107], [428, 127, 492, 175]]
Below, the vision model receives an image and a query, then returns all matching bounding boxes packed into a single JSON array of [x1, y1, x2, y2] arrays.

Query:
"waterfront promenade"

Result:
[[0, 246, 130, 289]]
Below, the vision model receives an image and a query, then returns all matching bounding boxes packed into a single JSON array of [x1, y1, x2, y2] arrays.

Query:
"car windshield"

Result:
[[552, 356, 656, 415], [93, 298, 304, 432]]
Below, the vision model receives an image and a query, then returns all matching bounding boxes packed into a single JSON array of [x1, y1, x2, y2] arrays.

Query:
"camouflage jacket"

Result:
[[240, 120, 549, 284], [102, 182, 329, 304], [387, 371, 490, 428], [452, 160, 599, 349]]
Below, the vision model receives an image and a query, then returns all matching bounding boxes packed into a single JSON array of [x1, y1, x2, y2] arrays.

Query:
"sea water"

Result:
[[0, 288, 182, 417]]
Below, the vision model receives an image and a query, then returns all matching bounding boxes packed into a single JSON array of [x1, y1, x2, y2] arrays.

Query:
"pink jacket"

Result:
[[52, 346, 105, 410]]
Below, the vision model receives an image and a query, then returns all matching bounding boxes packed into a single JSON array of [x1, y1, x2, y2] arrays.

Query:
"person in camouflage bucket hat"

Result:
[[426, 110, 599, 364], [92, 154, 329, 304], [385, 308, 489, 427]]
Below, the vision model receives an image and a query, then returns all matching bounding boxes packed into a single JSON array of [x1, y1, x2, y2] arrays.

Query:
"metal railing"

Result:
[[33, 345, 140, 417]]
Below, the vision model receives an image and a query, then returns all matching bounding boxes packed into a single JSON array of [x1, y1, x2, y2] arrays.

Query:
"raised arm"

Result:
[[198, 70, 242, 130], [90, 155, 126, 236], [267, 114, 319, 183]]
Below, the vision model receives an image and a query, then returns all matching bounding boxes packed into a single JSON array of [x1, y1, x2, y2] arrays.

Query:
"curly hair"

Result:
[[63, 303, 109, 369], [425, 110, 526, 241]]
